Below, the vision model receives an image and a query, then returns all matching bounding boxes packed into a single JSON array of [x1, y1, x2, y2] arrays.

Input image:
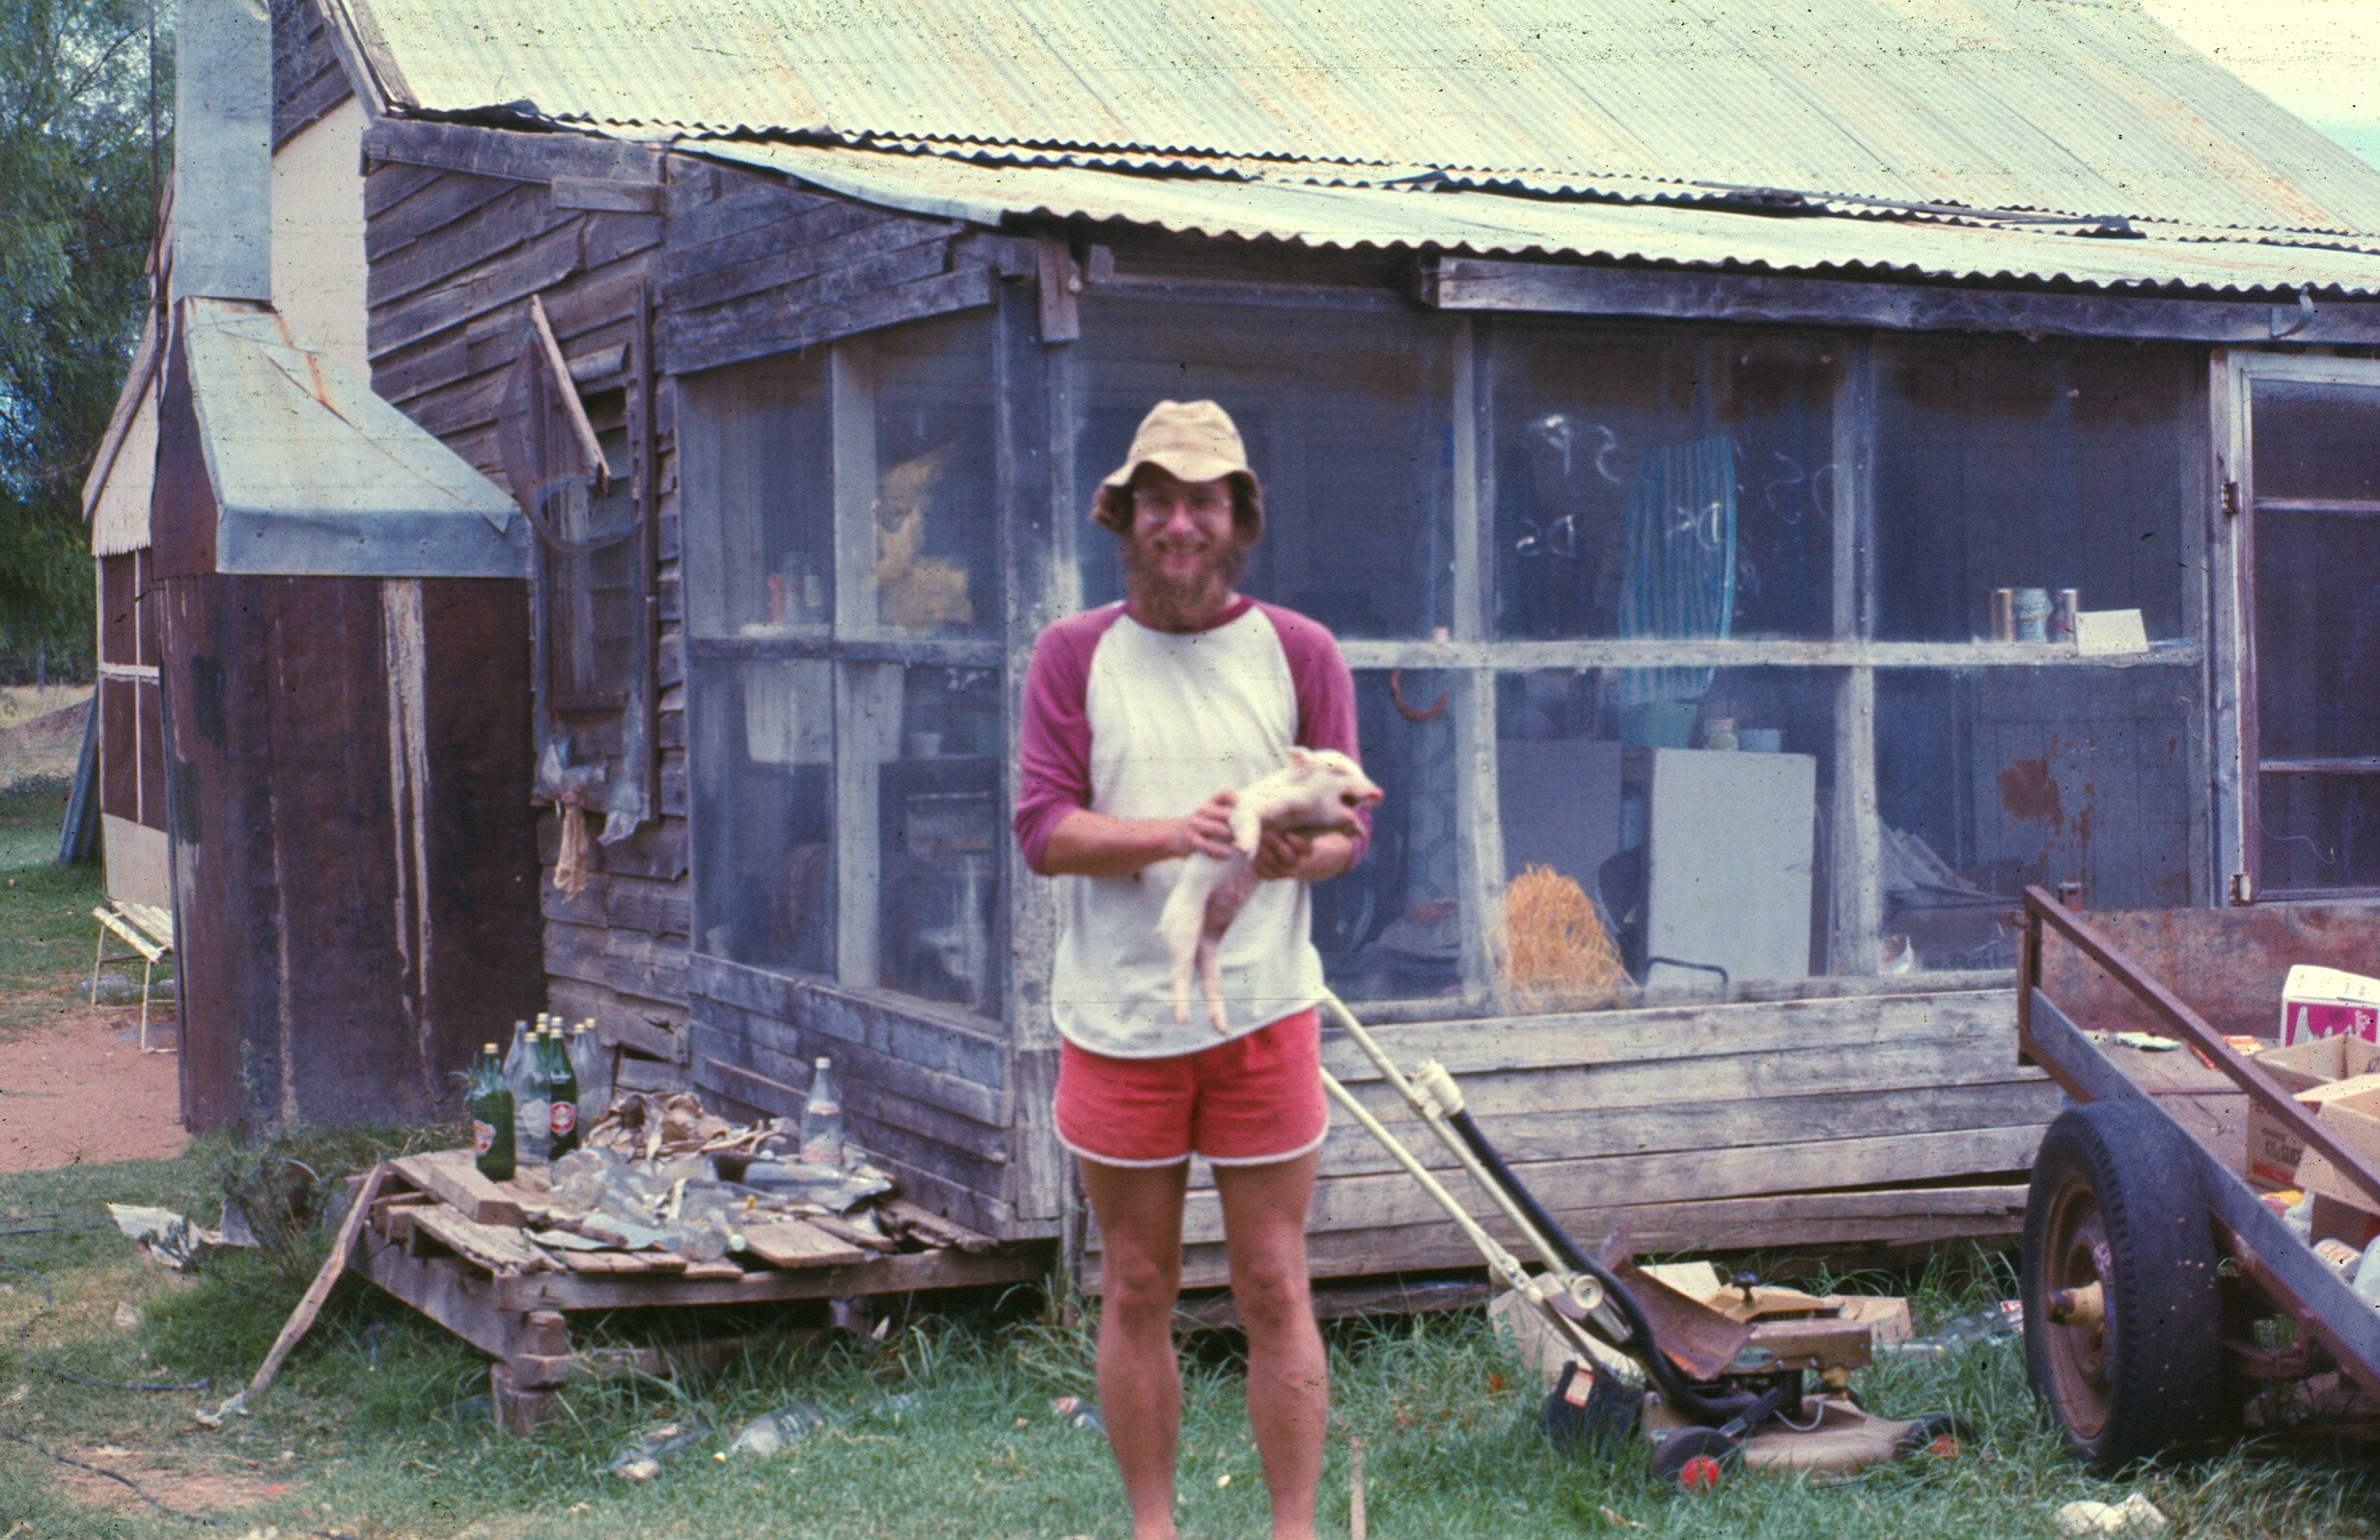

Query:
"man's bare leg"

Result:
[[1078, 1156, 1191, 1540], [1215, 1150, 1326, 1540]]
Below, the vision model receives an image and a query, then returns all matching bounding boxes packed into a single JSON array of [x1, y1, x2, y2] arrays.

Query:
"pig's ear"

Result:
[[1287, 746, 1315, 770]]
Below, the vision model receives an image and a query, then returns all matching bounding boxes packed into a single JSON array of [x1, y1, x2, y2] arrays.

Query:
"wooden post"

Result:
[[831, 339, 885, 988], [1450, 317, 1507, 1010], [1829, 338, 1881, 976]]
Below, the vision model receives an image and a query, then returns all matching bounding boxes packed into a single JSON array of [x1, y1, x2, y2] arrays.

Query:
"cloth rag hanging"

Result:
[[1615, 433, 1736, 708]]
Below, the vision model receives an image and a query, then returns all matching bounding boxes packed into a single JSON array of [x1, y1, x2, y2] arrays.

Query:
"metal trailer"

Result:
[[2016, 887, 2380, 1468]]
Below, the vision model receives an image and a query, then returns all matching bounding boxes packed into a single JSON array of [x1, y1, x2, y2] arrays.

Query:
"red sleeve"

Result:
[[1257, 602, 1373, 866], [1012, 607, 1123, 876]]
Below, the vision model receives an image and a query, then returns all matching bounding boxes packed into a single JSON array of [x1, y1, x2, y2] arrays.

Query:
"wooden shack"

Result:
[[163, 0, 2380, 1284]]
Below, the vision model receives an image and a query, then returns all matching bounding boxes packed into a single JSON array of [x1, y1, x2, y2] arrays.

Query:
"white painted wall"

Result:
[[271, 95, 370, 379]]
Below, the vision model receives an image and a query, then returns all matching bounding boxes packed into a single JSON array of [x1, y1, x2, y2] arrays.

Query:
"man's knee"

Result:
[[1229, 1251, 1312, 1335], [1102, 1248, 1182, 1327]]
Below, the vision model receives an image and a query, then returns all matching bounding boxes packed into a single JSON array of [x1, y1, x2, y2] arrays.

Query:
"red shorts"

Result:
[[1055, 1008, 1329, 1168]]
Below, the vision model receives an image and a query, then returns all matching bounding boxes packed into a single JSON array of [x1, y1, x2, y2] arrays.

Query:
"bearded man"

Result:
[[1013, 399, 1372, 1540]]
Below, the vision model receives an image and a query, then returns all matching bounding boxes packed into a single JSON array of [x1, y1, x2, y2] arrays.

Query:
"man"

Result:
[[1013, 399, 1372, 1540]]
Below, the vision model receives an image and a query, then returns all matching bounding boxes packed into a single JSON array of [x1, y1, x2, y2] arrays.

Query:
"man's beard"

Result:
[[1121, 530, 1250, 630]]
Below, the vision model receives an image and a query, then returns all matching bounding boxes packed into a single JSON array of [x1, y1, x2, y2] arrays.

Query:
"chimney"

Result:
[[172, 0, 272, 304]]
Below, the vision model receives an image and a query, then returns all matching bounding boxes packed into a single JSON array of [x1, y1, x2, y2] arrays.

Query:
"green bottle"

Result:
[[470, 1042, 516, 1181], [543, 1027, 582, 1160]]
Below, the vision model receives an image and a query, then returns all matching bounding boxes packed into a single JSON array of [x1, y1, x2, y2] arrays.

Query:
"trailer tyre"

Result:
[[2022, 1099, 2225, 1472]]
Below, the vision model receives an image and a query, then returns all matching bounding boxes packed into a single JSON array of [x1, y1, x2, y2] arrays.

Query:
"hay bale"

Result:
[[1502, 865, 1629, 1012]]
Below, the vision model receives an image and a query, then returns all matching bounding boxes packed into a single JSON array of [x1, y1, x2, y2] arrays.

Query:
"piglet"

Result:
[[1158, 747, 1384, 1032]]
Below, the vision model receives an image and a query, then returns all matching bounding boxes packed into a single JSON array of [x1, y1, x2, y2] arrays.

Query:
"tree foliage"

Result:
[[0, 0, 163, 681]]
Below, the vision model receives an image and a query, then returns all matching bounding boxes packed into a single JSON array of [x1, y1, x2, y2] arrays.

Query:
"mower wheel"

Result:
[[2022, 1099, 2226, 1472], [1650, 1426, 1736, 1491]]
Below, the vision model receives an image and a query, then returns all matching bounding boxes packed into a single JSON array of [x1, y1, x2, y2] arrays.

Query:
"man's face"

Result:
[[1121, 467, 1248, 627], [1127, 469, 1237, 575]]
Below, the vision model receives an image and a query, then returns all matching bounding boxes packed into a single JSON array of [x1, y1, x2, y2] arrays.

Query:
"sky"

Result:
[[2137, 0, 2380, 168]]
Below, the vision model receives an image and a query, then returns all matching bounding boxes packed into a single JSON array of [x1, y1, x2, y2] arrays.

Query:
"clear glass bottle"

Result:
[[512, 1025, 552, 1166], [799, 1058, 844, 1167]]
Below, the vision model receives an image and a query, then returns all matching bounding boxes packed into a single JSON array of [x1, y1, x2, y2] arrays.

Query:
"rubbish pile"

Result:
[[2189, 965, 2380, 1311], [384, 1019, 994, 1280]]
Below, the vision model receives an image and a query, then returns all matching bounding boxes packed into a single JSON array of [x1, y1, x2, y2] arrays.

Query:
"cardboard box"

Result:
[[2279, 964, 2380, 1046], [2290, 1077, 2380, 1217], [2246, 1036, 2380, 1187]]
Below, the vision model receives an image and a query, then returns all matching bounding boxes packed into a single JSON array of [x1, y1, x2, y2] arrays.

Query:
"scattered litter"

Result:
[[1216, 1471, 1232, 1488], [2055, 1495, 2168, 1535], [111, 1301, 143, 1331], [725, 1402, 823, 1458], [2114, 1032, 2180, 1053], [1052, 1395, 1102, 1433], [105, 1205, 224, 1270], [1599, 1506, 1646, 1530], [1880, 1300, 2022, 1355], [610, 1418, 709, 1480]]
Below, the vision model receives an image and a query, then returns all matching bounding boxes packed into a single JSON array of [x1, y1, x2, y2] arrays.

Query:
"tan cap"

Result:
[[1097, 399, 1256, 497]]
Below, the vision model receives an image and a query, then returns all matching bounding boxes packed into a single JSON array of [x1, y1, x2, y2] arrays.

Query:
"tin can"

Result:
[[2050, 589, 2080, 644], [1989, 589, 2015, 643], [2013, 587, 2051, 644]]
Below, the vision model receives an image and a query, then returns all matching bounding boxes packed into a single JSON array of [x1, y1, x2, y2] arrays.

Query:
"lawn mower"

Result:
[[1315, 993, 1961, 1489]]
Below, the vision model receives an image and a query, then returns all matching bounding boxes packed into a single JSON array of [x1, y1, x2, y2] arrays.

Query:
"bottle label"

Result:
[[472, 1120, 495, 1155], [551, 1101, 578, 1136]]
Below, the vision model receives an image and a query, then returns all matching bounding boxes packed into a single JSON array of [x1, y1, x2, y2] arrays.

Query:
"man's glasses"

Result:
[[1132, 485, 1232, 518]]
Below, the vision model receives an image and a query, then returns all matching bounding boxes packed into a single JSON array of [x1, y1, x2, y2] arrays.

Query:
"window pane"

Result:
[[2254, 509, 2380, 761], [678, 356, 831, 639], [1497, 667, 1832, 1000], [2261, 775, 2380, 893], [877, 666, 1004, 1010], [864, 315, 1000, 638], [544, 423, 640, 706], [1875, 340, 2197, 643], [1074, 301, 1453, 639], [691, 658, 834, 973], [1322, 672, 1465, 1003], [1493, 327, 1840, 640], [1876, 667, 2195, 971], [2252, 379, 2380, 504]]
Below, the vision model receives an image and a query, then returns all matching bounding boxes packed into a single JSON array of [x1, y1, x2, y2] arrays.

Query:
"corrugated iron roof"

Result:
[[706, 141, 2380, 297], [344, 0, 2380, 235]]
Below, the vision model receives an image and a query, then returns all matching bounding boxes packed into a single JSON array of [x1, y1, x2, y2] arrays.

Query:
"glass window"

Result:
[[1073, 301, 1454, 639], [875, 666, 1005, 1010], [1320, 671, 1465, 1004], [691, 658, 834, 974], [678, 355, 832, 639], [858, 316, 1001, 638], [1497, 667, 1834, 998], [1875, 339, 2198, 643], [2249, 377, 2380, 894], [1875, 667, 2197, 971], [1494, 327, 1840, 641]]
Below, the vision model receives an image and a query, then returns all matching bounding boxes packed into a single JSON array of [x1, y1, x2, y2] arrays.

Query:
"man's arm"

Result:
[[1040, 793, 1238, 878]]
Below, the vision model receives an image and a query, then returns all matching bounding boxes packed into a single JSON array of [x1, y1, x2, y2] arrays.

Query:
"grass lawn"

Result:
[[0, 1141, 2374, 1537], [0, 778, 112, 1036]]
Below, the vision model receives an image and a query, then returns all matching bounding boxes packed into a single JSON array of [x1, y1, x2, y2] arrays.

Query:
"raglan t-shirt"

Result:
[[1013, 597, 1369, 1059]]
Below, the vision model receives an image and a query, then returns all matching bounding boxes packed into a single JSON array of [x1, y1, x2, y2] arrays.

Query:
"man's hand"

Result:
[[1174, 789, 1240, 862], [1253, 829, 1313, 880]]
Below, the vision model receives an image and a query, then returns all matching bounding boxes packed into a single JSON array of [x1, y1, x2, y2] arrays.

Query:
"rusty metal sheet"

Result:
[[2040, 901, 2380, 1042]]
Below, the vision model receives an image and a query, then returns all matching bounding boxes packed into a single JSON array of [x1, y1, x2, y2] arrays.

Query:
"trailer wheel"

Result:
[[2022, 1099, 2225, 1471]]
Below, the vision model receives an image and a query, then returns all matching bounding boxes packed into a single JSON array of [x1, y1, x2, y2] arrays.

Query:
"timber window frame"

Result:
[[514, 289, 660, 829], [683, 315, 1008, 1020], [2220, 348, 2380, 900], [1033, 291, 2216, 1009]]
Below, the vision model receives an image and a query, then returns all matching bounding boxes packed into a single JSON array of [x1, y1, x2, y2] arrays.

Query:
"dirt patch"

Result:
[[0, 690, 89, 792], [0, 996, 184, 1169], [54, 1444, 288, 1516]]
